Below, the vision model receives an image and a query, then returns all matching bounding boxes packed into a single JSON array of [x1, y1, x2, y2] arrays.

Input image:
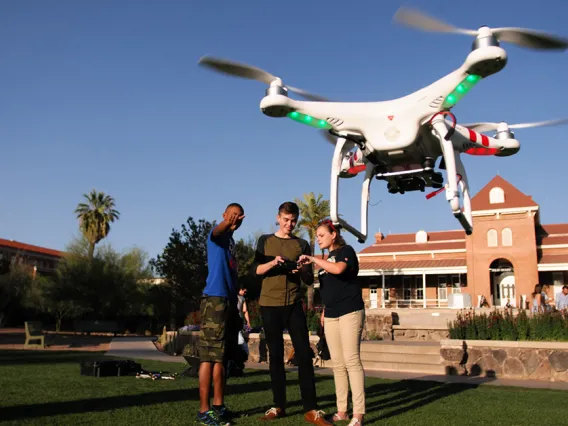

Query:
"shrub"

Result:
[[448, 308, 568, 341], [246, 299, 263, 329], [305, 308, 321, 333]]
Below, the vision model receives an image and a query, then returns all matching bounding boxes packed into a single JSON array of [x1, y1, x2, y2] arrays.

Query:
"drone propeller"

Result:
[[394, 6, 568, 50], [198, 55, 330, 102], [462, 118, 568, 133]]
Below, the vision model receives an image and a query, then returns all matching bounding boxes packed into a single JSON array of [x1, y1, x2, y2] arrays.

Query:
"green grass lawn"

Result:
[[0, 350, 565, 425]]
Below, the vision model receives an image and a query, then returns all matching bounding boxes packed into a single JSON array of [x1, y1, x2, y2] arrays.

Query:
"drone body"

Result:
[[199, 7, 568, 243]]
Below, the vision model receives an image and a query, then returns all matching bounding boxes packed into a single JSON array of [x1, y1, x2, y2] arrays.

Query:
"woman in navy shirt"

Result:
[[299, 220, 365, 426]]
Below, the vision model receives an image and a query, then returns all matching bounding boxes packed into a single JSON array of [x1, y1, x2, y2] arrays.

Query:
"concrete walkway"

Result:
[[104, 337, 568, 391], [104, 337, 185, 363]]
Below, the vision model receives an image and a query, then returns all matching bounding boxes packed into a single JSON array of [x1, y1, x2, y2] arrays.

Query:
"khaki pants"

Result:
[[324, 309, 366, 414]]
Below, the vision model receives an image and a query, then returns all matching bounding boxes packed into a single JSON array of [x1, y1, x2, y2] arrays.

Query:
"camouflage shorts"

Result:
[[198, 296, 239, 363]]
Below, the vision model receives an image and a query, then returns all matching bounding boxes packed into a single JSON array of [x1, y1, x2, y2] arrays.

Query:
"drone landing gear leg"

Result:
[[431, 120, 473, 235], [455, 153, 473, 231], [330, 136, 372, 243]]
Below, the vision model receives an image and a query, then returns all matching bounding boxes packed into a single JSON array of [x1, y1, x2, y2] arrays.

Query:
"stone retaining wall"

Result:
[[393, 325, 449, 341], [362, 313, 393, 340], [440, 339, 568, 382]]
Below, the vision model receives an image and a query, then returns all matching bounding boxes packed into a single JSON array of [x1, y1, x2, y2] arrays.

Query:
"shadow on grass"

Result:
[[362, 379, 484, 423], [224, 374, 486, 421], [0, 352, 332, 422], [1, 350, 492, 423], [0, 350, 107, 366]]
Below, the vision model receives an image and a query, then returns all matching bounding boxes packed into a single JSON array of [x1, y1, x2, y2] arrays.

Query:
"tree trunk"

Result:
[[88, 242, 95, 260], [169, 297, 177, 331], [56, 317, 62, 332]]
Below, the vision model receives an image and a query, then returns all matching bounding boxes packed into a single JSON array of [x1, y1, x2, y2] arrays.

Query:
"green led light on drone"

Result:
[[287, 111, 332, 129], [442, 74, 481, 108]]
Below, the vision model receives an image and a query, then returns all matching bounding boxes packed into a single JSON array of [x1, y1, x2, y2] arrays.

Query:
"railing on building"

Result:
[[383, 298, 449, 309]]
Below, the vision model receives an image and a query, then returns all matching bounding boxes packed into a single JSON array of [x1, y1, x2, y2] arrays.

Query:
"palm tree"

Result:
[[74, 189, 120, 260], [294, 192, 330, 309]]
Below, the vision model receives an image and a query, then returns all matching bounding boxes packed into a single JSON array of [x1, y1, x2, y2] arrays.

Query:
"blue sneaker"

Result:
[[213, 405, 234, 423], [196, 410, 226, 425]]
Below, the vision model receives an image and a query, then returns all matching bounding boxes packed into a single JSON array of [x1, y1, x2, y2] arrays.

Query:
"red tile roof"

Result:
[[373, 230, 465, 245], [0, 238, 63, 258], [359, 254, 568, 271], [539, 254, 568, 264], [540, 236, 568, 246], [471, 175, 538, 211], [360, 240, 465, 254], [539, 223, 568, 236], [359, 258, 466, 270]]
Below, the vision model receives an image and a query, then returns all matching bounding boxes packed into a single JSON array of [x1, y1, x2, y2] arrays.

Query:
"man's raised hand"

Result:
[[228, 211, 245, 230]]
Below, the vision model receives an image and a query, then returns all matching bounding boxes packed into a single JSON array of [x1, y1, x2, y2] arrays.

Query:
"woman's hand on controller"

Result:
[[298, 255, 314, 265]]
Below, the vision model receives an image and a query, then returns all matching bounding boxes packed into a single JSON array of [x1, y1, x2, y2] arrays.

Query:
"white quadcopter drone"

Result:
[[198, 6, 568, 243]]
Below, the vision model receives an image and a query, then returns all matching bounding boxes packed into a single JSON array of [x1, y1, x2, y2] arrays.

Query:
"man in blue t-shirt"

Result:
[[196, 202, 245, 426]]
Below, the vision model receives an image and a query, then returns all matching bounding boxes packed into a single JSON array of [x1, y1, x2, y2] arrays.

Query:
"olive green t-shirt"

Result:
[[252, 234, 313, 307]]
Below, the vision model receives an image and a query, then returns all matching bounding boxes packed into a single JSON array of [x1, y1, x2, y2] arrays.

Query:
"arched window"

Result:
[[502, 228, 512, 246], [487, 229, 498, 247], [489, 187, 505, 204]]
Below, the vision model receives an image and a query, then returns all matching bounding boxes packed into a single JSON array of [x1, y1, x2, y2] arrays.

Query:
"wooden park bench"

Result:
[[24, 321, 45, 348]]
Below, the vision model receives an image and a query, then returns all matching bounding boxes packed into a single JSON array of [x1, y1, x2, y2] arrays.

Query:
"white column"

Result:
[[381, 274, 385, 309], [422, 271, 427, 308]]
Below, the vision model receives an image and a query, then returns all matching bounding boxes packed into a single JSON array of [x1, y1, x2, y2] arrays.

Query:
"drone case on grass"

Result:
[[80, 359, 142, 377]]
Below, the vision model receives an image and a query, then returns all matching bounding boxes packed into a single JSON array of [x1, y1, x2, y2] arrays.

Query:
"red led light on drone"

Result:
[[464, 147, 498, 155]]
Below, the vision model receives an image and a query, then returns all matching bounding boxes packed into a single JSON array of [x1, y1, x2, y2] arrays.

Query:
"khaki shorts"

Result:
[[198, 296, 239, 363]]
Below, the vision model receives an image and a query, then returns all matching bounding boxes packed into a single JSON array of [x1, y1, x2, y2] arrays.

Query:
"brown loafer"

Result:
[[304, 410, 332, 425], [259, 407, 285, 421]]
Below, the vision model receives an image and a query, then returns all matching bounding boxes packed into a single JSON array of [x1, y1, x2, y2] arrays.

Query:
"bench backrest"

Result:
[[25, 321, 43, 335]]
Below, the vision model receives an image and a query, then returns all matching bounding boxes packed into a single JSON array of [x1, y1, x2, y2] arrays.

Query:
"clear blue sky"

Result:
[[2, 0, 567, 261]]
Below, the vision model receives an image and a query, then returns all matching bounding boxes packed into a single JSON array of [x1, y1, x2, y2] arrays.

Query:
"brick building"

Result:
[[0, 238, 64, 277], [356, 175, 567, 310]]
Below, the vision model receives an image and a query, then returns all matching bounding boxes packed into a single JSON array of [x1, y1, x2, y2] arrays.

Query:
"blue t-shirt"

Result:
[[202, 229, 238, 301]]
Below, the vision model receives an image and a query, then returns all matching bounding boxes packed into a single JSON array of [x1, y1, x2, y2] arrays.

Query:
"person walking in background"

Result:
[[555, 285, 568, 310], [531, 284, 544, 313], [230, 287, 251, 377], [251, 201, 332, 426], [196, 203, 245, 426], [237, 287, 251, 329], [299, 219, 366, 426]]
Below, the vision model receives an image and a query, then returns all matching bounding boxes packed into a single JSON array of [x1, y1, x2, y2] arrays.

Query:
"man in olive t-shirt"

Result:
[[251, 202, 331, 426]]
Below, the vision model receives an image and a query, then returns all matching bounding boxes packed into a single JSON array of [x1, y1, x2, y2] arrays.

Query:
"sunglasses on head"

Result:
[[320, 219, 337, 232]]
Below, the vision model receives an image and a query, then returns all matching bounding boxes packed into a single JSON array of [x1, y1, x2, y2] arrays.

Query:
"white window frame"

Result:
[[490, 187, 504, 204], [502, 228, 512, 247], [487, 229, 498, 247]]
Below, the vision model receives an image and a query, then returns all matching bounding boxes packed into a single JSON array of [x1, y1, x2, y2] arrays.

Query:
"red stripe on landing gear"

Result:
[[468, 129, 477, 142], [347, 165, 366, 175], [481, 134, 490, 146], [465, 147, 498, 155]]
